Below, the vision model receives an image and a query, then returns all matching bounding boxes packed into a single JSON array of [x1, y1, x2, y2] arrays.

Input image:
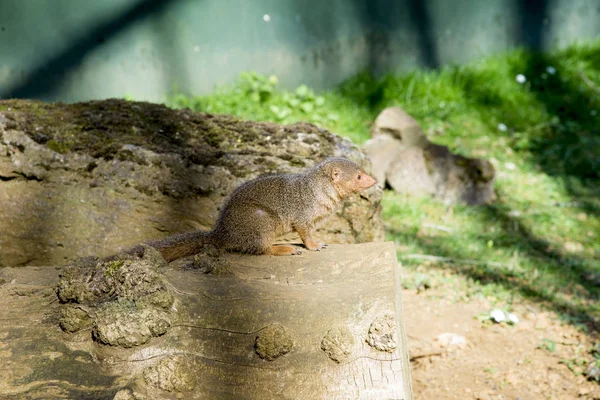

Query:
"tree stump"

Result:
[[0, 242, 412, 399]]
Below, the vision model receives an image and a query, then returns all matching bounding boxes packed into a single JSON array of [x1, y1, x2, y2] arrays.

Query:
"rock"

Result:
[[371, 106, 428, 147], [487, 309, 519, 325], [435, 332, 467, 350], [254, 324, 294, 361], [56, 249, 175, 348], [56, 255, 173, 308], [490, 309, 507, 323], [0, 99, 383, 266], [112, 389, 135, 400], [386, 146, 438, 196], [586, 360, 600, 381], [321, 326, 355, 363], [387, 143, 495, 205], [362, 133, 405, 187], [365, 106, 496, 205], [93, 304, 171, 348], [366, 313, 398, 352], [59, 305, 91, 333], [143, 355, 197, 392]]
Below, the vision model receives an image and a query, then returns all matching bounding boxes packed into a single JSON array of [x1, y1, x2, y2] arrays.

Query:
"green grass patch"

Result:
[[167, 41, 600, 329]]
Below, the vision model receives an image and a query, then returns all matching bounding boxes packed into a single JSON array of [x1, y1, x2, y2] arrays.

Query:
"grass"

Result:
[[167, 41, 600, 331]]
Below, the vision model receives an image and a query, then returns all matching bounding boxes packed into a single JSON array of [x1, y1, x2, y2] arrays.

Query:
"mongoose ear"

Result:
[[331, 167, 341, 182]]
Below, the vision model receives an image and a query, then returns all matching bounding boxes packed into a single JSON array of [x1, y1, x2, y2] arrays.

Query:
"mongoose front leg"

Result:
[[295, 225, 328, 251]]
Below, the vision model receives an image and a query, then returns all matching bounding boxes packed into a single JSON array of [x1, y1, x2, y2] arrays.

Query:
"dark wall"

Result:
[[0, 0, 598, 102]]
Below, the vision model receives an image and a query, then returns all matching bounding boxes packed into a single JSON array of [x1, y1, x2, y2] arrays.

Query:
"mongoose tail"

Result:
[[103, 230, 211, 262], [147, 230, 212, 262]]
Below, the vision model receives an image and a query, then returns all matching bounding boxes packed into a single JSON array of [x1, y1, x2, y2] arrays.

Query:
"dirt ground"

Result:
[[403, 277, 599, 400]]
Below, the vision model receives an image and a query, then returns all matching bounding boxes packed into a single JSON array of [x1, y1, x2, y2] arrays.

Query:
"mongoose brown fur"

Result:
[[119, 157, 376, 262]]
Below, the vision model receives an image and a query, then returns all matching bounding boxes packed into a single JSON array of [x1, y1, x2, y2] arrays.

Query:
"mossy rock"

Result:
[[0, 99, 383, 266]]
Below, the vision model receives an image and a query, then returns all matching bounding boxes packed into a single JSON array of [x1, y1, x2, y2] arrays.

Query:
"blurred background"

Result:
[[1, 0, 600, 102]]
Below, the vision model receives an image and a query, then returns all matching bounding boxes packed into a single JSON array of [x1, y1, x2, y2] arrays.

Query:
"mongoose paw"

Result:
[[270, 244, 302, 256], [305, 240, 328, 251]]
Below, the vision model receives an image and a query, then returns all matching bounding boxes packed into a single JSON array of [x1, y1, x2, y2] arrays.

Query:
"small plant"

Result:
[[238, 72, 279, 103], [483, 367, 497, 374], [269, 84, 334, 124], [167, 72, 338, 127], [560, 356, 587, 376], [537, 338, 557, 353]]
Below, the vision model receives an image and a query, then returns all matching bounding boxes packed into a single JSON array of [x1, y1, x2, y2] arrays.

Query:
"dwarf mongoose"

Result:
[[118, 157, 376, 261]]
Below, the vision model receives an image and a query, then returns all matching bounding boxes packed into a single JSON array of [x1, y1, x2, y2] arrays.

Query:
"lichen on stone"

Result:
[[143, 355, 196, 392], [366, 314, 398, 352], [92, 301, 171, 348], [56, 247, 174, 347], [56, 252, 173, 308], [59, 305, 91, 333], [321, 326, 354, 363], [254, 324, 294, 361]]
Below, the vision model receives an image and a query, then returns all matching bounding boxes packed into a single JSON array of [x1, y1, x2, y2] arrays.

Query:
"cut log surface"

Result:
[[0, 242, 412, 400]]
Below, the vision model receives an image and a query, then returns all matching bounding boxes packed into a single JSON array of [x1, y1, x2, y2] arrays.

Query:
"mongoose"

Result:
[[120, 157, 376, 262]]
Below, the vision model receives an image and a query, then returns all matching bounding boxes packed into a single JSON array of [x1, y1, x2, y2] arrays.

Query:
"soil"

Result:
[[403, 276, 600, 399]]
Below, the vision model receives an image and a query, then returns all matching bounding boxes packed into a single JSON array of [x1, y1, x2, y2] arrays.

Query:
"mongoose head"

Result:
[[319, 158, 377, 197]]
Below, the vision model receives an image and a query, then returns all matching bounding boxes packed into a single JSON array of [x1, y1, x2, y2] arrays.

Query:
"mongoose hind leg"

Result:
[[269, 244, 302, 256], [294, 224, 328, 251], [216, 204, 298, 255]]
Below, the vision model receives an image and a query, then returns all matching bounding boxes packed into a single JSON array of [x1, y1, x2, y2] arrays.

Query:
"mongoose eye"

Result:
[[357, 174, 362, 180]]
